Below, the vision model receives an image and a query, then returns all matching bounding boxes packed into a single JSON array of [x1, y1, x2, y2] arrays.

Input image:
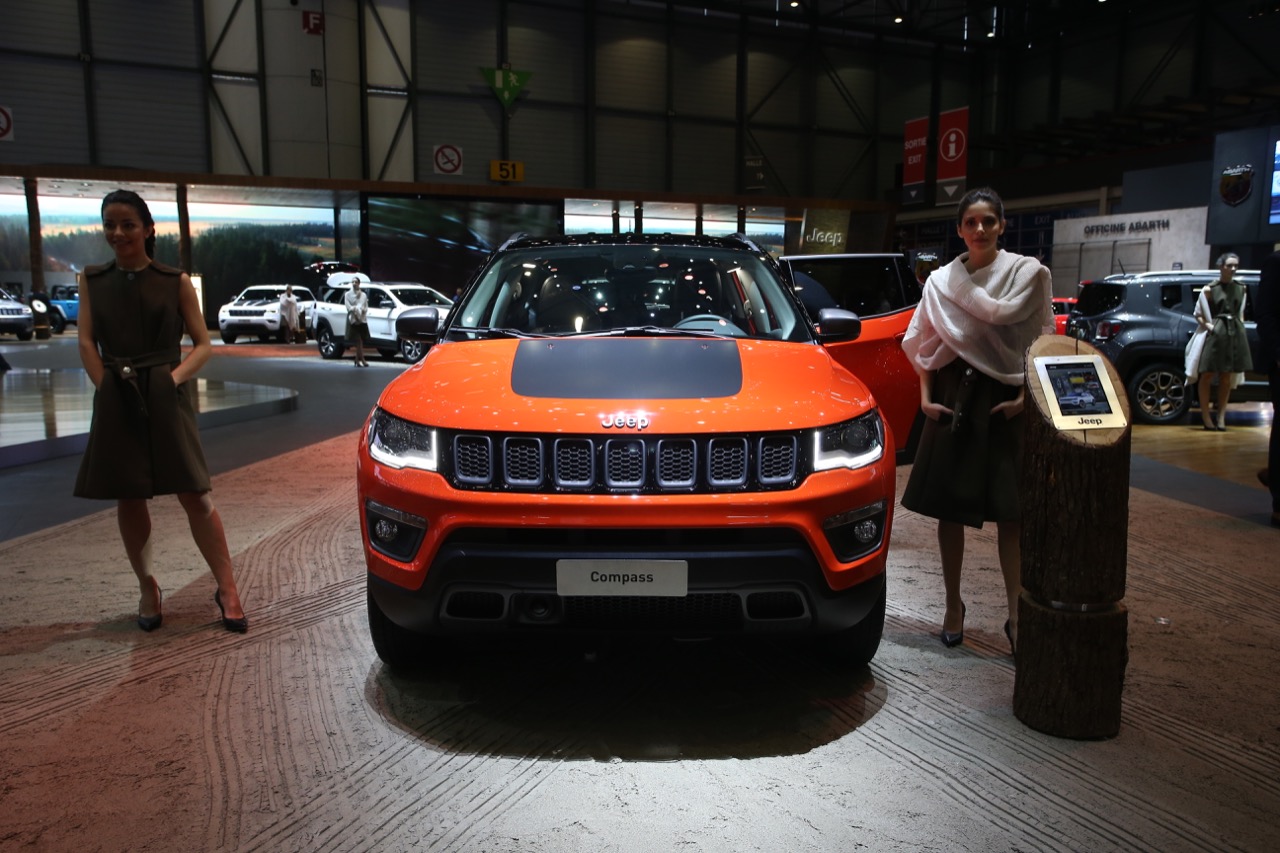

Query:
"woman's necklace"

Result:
[[117, 259, 150, 279]]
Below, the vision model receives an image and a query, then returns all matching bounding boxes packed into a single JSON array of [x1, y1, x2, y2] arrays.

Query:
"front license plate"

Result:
[[556, 559, 688, 597]]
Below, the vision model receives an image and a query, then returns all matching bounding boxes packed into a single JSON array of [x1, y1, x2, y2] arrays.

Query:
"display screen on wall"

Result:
[[366, 196, 562, 296], [1270, 139, 1280, 226]]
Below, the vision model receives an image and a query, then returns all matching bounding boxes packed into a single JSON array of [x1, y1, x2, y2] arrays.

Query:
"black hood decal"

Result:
[[511, 338, 743, 399]]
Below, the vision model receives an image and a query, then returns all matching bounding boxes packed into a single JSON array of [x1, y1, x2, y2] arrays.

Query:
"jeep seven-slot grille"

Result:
[[448, 433, 801, 493]]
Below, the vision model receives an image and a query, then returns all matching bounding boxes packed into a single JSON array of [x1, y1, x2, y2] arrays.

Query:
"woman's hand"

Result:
[[991, 388, 1026, 419], [916, 368, 952, 421], [921, 401, 953, 421]]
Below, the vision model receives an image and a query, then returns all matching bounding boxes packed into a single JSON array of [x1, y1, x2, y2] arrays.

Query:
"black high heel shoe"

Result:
[[137, 577, 163, 632], [940, 603, 966, 648], [214, 590, 248, 633]]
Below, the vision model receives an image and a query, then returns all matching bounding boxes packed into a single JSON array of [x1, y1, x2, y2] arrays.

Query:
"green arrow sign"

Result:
[[481, 67, 532, 108]]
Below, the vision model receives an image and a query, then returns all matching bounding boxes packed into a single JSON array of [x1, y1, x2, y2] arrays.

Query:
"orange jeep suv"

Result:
[[357, 234, 898, 669]]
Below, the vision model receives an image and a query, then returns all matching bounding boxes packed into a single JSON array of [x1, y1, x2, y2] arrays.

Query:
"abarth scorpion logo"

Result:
[[601, 412, 650, 430]]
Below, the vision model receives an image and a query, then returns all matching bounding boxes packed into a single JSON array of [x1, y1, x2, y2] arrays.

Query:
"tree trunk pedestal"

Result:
[[1013, 335, 1131, 739], [1013, 592, 1128, 739]]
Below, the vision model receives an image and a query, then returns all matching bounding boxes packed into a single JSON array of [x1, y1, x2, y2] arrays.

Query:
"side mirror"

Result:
[[396, 306, 442, 342], [815, 307, 862, 343]]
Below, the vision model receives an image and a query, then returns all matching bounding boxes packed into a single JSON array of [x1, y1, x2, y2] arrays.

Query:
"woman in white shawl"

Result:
[[900, 187, 1053, 655], [279, 285, 301, 341]]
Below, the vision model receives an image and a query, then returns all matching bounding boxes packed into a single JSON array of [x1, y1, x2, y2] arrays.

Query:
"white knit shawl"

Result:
[[902, 249, 1054, 385]]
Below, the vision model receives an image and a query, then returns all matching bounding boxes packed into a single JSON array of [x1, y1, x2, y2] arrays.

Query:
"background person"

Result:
[[279, 284, 301, 342], [74, 189, 248, 633], [1194, 252, 1253, 431], [899, 187, 1054, 654], [344, 277, 370, 367], [1257, 249, 1280, 527]]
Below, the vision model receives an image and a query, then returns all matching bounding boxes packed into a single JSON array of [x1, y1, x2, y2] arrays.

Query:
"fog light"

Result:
[[823, 500, 887, 562], [374, 518, 400, 543], [365, 499, 427, 562]]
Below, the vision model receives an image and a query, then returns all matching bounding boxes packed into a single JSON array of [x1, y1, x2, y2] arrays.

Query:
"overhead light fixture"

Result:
[[894, 16, 903, 23]]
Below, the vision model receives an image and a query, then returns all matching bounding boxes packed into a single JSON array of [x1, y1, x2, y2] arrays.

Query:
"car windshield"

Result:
[[238, 288, 285, 302], [392, 287, 451, 306], [446, 244, 811, 342]]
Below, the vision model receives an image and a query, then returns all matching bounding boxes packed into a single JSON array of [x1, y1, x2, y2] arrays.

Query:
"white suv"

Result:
[[312, 280, 454, 363], [217, 284, 317, 344], [0, 287, 34, 341]]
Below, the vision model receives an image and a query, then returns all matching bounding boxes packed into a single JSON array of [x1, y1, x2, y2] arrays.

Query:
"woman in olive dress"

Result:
[[75, 190, 247, 633], [1195, 252, 1253, 431]]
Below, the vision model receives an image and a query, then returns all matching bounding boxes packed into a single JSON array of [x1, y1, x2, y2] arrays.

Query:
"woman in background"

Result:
[[1195, 252, 1253, 431], [74, 189, 248, 633], [900, 187, 1053, 655]]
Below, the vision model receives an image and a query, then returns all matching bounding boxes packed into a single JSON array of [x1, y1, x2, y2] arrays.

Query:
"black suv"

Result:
[[1067, 270, 1265, 424]]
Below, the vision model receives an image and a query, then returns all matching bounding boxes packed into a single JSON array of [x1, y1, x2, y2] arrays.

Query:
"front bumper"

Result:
[[0, 317, 33, 335], [358, 442, 894, 637], [219, 317, 282, 333]]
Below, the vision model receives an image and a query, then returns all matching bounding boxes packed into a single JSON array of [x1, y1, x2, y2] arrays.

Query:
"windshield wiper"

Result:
[[563, 325, 725, 339], [445, 327, 548, 340]]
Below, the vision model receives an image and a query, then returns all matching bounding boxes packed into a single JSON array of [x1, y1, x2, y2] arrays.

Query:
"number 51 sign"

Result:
[[489, 160, 525, 182]]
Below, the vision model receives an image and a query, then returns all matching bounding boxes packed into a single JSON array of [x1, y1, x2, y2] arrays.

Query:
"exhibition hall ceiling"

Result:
[[655, 0, 1280, 161]]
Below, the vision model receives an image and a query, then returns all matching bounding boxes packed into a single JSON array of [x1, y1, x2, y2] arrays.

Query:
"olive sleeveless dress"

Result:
[[1198, 280, 1254, 373], [73, 261, 212, 499]]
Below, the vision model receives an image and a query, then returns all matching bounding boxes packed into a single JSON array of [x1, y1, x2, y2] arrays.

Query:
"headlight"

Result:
[[812, 411, 884, 471], [368, 407, 438, 471]]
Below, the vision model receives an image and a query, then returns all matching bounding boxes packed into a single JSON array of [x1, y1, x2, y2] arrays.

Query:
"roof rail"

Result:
[[726, 232, 763, 253], [497, 232, 529, 252]]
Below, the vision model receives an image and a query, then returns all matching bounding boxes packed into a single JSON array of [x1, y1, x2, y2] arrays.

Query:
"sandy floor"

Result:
[[0, 437, 1277, 852]]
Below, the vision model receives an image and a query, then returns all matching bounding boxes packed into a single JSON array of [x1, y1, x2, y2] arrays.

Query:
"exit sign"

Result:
[[489, 160, 524, 182]]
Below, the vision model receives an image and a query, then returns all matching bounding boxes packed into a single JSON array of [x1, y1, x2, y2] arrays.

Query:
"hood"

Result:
[[377, 337, 874, 433]]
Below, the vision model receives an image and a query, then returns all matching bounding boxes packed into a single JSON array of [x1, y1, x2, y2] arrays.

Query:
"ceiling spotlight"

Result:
[[894, 16, 903, 23]]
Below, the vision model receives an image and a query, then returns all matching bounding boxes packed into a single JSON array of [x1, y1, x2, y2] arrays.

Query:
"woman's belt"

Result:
[[101, 348, 181, 416]]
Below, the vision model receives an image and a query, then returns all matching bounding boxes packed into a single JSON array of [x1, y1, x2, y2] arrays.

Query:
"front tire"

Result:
[[17, 329, 33, 341], [367, 585, 423, 669], [316, 323, 346, 359], [49, 312, 66, 335], [823, 580, 886, 667], [220, 331, 238, 344], [1126, 362, 1188, 424], [400, 337, 428, 363]]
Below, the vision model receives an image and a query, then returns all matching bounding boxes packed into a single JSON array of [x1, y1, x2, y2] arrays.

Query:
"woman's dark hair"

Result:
[[101, 189, 156, 259], [1215, 251, 1240, 268], [956, 186, 1005, 224]]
